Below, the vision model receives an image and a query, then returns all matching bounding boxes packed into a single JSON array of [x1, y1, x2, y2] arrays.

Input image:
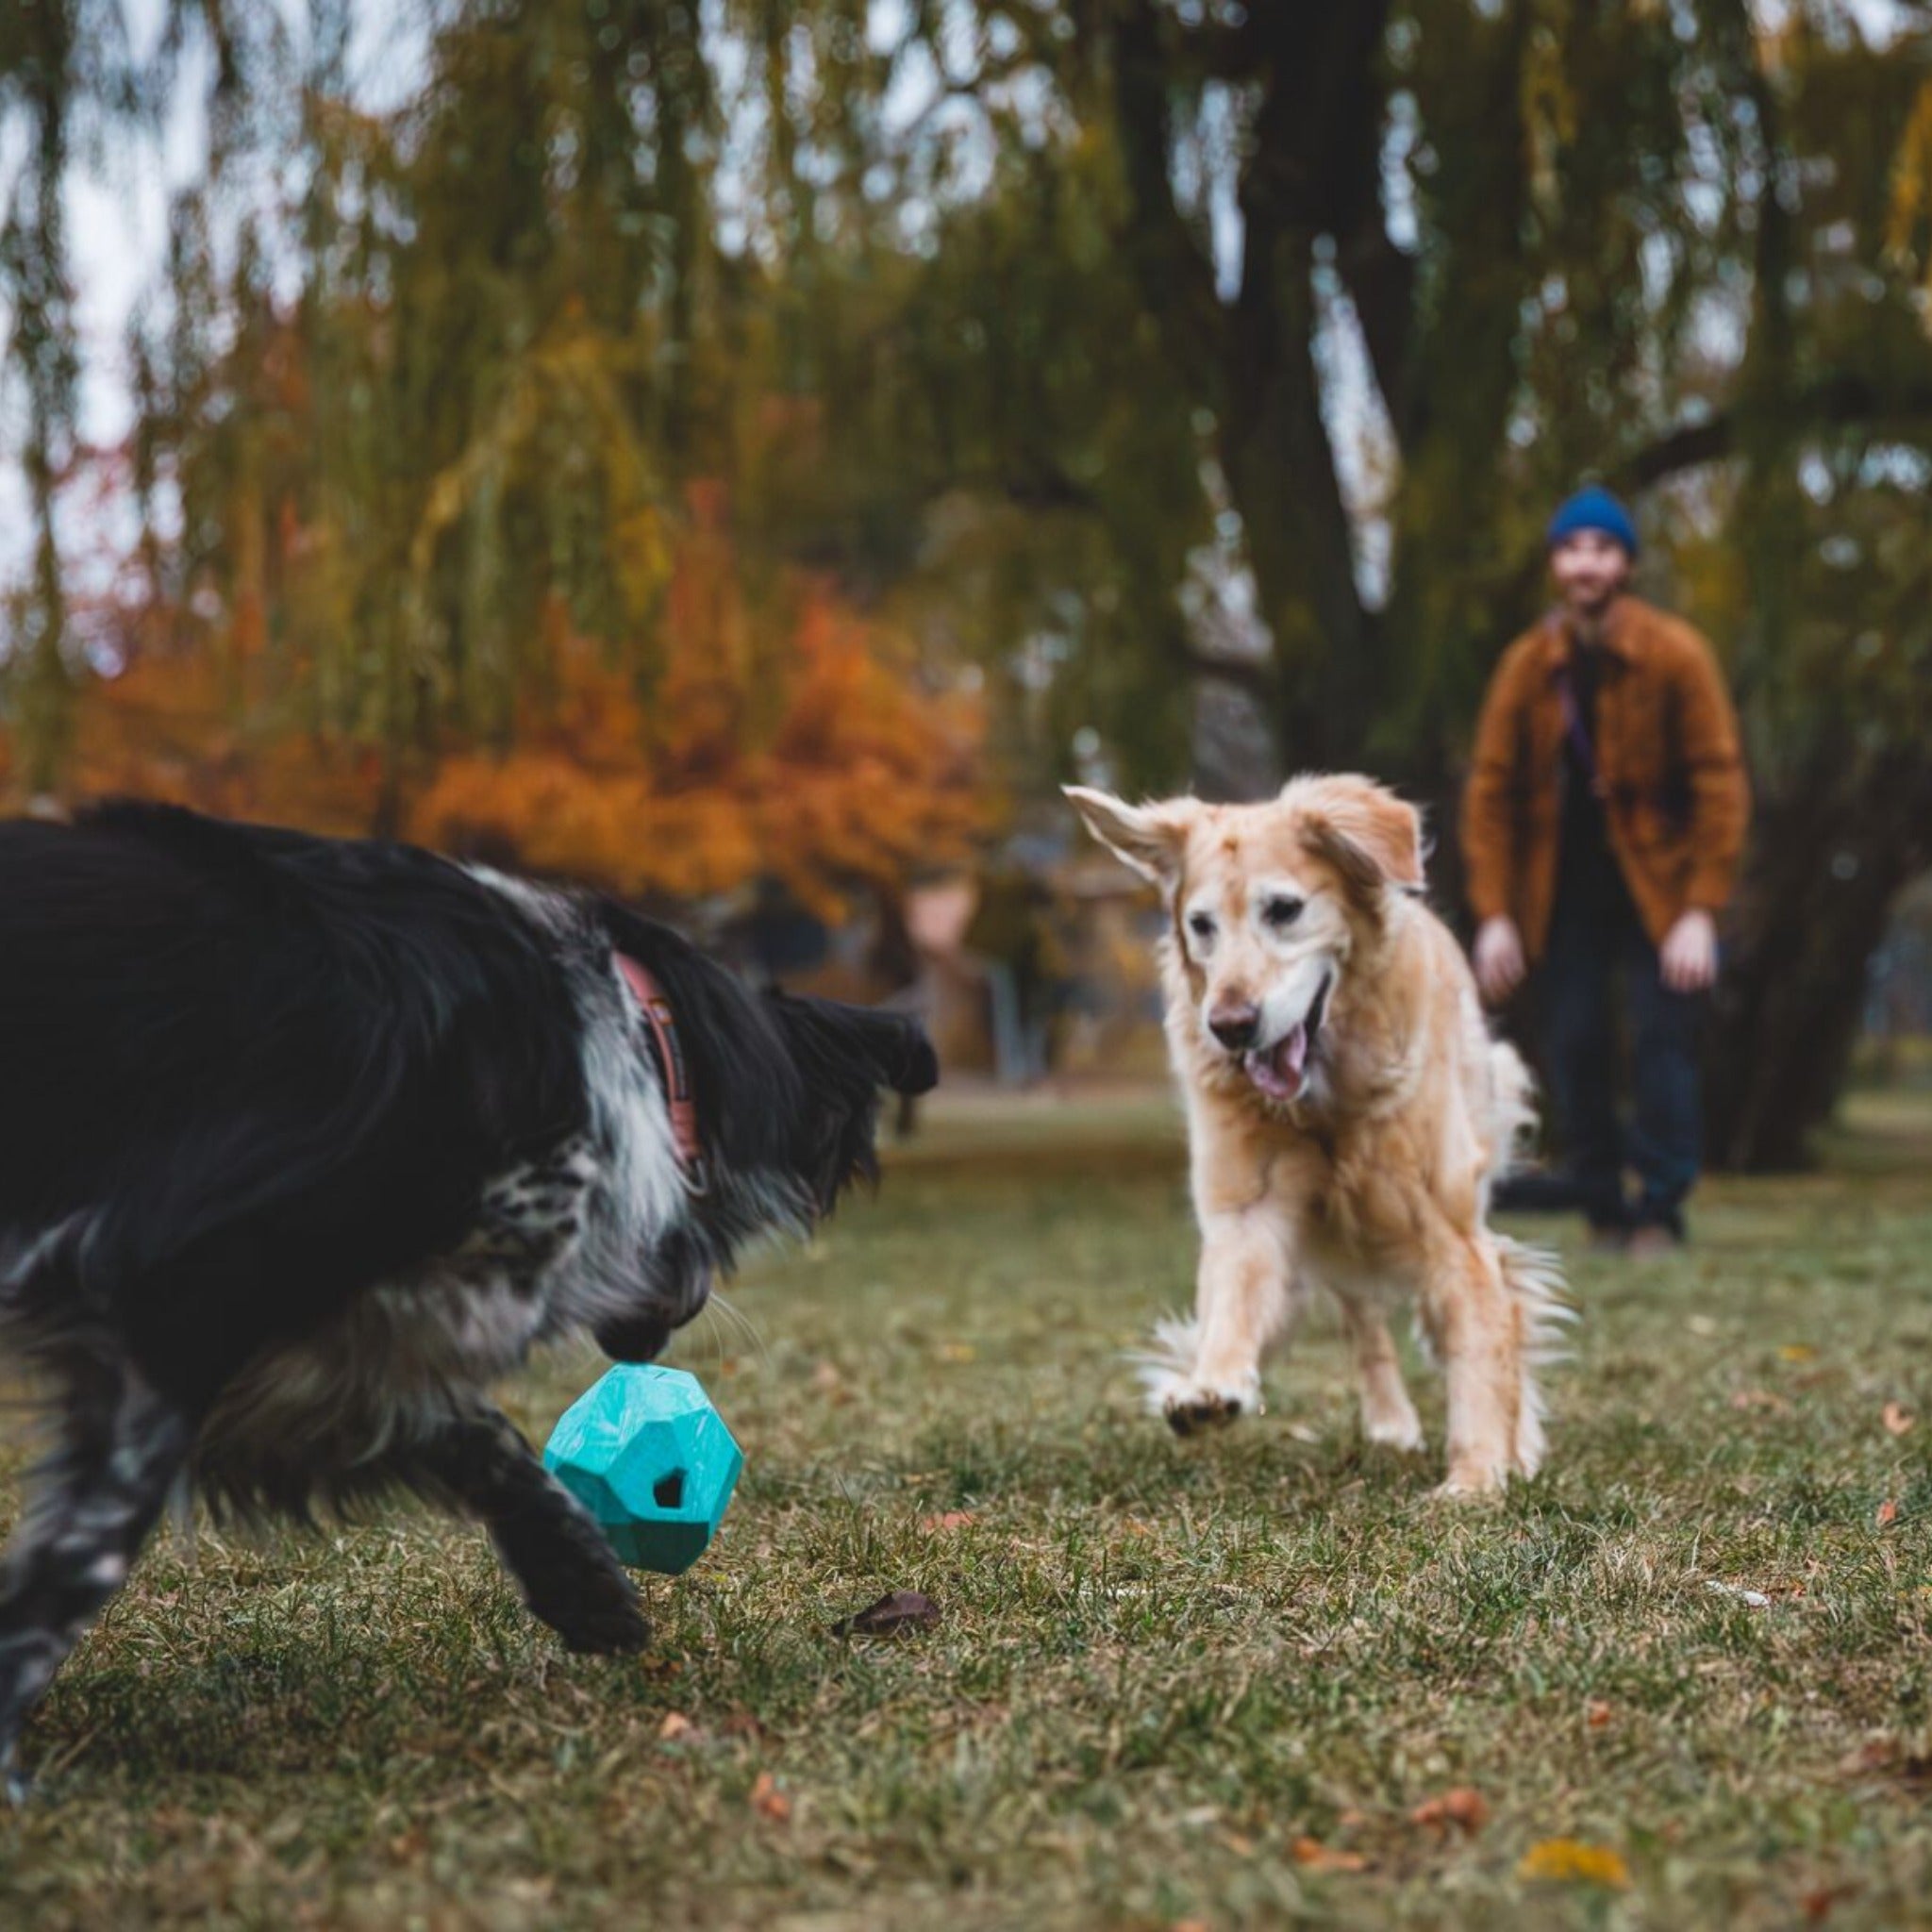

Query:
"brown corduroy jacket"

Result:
[[1459, 595, 1751, 960]]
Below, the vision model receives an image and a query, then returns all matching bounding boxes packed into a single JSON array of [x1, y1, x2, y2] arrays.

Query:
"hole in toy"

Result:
[[654, 1470, 686, 1509]]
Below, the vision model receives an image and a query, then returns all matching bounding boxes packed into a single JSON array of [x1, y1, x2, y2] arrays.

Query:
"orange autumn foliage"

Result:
[[14, 498, 985, 916], [413, 576, 984, 914], [58, 642, 385, 837]]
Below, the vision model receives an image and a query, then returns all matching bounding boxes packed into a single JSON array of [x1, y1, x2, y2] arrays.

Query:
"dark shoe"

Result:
[[1493, 1168, 1584, 1214], [1625, 1224, 1685, 1260]]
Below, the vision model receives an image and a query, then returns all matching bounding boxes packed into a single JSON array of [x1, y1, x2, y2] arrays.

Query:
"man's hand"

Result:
[[1660, 908, 1719, 993], [1474, 915, 1527, 1007]]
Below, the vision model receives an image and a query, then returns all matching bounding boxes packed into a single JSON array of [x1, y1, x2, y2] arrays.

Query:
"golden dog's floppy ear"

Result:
[[1063, 787, 1196, 891], [1295, 776, 1426, 905]]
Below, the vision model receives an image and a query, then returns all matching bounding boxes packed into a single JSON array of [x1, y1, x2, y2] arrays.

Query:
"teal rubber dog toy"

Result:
[[542, 1365, 743, 1574]]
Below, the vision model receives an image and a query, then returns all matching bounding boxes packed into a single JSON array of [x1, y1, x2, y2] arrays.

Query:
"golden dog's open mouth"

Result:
[[1241, 972, 1332, 1104]]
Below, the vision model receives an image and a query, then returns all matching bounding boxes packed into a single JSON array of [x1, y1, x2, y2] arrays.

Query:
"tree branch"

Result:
[[1619, 374, 1932, 491]]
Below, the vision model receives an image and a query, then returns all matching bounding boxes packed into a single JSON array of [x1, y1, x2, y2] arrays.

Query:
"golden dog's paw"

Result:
[[1362, 1412, 1427, 1454], [1430, 1466, 1510, 1500], [1162, 1389, 1247, 1436]]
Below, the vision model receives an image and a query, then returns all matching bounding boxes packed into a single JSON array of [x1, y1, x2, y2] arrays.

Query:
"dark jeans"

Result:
[[1540, 889, 1704, 1235]]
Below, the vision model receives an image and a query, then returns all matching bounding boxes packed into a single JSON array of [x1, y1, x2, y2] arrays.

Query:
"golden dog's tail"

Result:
[[1480, 1035, 1572, 1474], [1482, 1038, 1541, 1202], [1495, 1233, 1572, 1477]]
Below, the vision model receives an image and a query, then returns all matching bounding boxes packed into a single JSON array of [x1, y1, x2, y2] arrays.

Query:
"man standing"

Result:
[[1460, 486, 1751, 1254]]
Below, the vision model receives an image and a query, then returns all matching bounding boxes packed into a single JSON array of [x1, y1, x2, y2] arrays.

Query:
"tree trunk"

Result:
[[1704, 747, 1932, 1171]]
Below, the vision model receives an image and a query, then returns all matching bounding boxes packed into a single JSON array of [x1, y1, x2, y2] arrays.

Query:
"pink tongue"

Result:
[[1279, 1024, 1309, 1076], [1242, 1024, 1308, 1101]]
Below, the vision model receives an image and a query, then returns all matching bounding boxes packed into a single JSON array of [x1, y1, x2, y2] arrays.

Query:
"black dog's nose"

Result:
[[1208, 1002, 1260, 1051]]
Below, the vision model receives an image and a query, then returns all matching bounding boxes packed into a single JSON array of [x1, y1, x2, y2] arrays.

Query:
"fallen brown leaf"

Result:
[[833, 1590, 942, 1637], [1731, 1388, 1789, 1413], [1877, 1498, 1900, 1527], [1803, 1881, 1860, 1923], [658, 1711, 696, 1742], [749, 1772, 791, 1823], [1585, 1699, 1613, 1730], [1847, 1737, 1932, 1788], [1410, 1786, 1490, 1836], [1291, 1837, 1368, 1873], [920, 1510, 977, 1533], [1883, 1402, 1915, 1437], [809, 1361, 854, 1407]]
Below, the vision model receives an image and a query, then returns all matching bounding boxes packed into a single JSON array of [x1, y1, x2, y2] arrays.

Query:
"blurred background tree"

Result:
[[2, 0, 1929, 1165]]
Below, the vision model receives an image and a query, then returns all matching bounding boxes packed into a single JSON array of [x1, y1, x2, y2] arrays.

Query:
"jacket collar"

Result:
[[1541, 592, 1644, 675]]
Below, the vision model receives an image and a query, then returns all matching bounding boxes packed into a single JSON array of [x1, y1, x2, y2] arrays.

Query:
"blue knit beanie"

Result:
[[1547, 485, 1639, 557]]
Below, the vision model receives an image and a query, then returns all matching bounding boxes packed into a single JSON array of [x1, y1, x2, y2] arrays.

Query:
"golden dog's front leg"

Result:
[[1423, 1234, 1523, 1494], [1143, 1209, 1302, 1436]]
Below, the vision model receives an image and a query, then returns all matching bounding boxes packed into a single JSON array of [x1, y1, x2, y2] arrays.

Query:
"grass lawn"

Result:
[[4, 1089, 1931, 1929]]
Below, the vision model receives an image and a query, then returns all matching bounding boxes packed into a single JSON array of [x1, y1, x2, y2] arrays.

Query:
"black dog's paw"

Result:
[[528, 1566, 652, 1656], [556, 1596, 652, 1657]]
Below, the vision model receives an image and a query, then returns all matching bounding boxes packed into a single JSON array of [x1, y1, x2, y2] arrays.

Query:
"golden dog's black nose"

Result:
[[1208, 1002, 1260, 1051]]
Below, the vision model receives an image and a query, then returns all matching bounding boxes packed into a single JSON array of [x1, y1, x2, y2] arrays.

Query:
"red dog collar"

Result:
[[615, 954, 705, 1190]]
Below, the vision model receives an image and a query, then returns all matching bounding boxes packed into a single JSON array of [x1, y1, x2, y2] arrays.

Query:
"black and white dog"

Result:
[[0, 801, 937, 1793]]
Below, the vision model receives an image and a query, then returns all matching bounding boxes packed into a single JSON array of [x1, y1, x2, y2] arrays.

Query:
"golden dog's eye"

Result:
[[1262, 895, 1305, 929], [1187, 911, 1215, 942]]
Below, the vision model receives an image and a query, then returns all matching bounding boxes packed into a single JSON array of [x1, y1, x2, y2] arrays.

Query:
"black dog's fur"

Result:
[[0, 802, 936, 1793]]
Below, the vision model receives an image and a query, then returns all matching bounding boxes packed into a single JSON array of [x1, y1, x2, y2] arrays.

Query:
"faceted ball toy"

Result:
[[542, 1365, 743, 1574]]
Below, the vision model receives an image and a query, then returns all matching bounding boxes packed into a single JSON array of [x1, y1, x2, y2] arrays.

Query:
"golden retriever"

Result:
[[1066, 774, 1566, 1494]]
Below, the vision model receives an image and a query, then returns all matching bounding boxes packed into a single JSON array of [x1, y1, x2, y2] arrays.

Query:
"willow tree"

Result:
[[0, 0, 131, 791]]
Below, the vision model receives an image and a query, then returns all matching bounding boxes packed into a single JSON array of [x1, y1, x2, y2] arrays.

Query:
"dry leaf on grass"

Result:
[[749, 1772, 791, 1823], [1291, 1837, 1368, 1873], [833, 1590, 941, 1637], [1409, 1787, 1490, 1836], [809, 1361, 853, 1407], [1517, 1839, 1630, 1888], [1731, 1388, 1789, 1413], [1846, 1737, 1931, 1784], [1876, 1498, 1900, 1527], [658, 1711, 696, 1742], [1802, 1882, 1860, 1922], [1584, 1699, 1613, 1730], [920, 1510, 977, 1533], [1778, 1344, 1818, 1363], [1882, 1402, 1914, 1436]]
